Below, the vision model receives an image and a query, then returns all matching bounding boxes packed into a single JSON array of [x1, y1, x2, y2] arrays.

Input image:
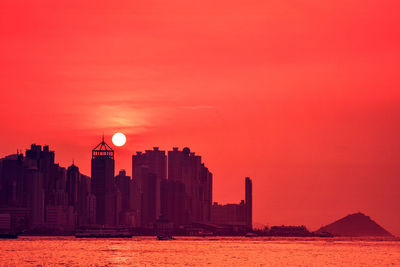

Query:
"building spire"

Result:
[[92, 134, 114, 159]]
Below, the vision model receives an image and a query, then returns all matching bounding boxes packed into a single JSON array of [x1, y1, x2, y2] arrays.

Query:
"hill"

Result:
[[317, 212, 393, 237]]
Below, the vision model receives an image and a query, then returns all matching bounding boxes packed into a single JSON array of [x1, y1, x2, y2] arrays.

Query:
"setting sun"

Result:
[[112, 132, 126, 147]]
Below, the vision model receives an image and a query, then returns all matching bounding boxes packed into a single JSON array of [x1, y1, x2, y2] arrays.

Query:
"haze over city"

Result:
[[1, 0, 400, 237]]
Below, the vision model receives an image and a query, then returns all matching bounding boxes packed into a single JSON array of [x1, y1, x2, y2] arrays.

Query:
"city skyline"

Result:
[[1, 138, 396, 236], [0, 140, 252, 235]]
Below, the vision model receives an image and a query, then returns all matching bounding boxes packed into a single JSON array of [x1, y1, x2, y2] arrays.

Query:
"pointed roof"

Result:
[[92, 137, 114, 159]]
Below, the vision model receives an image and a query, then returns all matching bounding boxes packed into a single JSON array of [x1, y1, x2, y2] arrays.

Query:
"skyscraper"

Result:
[[66, 164, 79, 208], [91, 138, 117, 226], [168, 147, 212, 223], [245, 177, 252, 229], [132, 147, 167, 227], [115, 169, 131, 223]]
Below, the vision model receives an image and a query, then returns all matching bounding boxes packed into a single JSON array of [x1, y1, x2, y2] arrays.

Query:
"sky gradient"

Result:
[[1, 1, 400, 235]]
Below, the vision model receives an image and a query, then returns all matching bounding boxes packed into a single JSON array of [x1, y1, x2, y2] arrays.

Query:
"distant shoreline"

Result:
[[14, 235, 399, 241]]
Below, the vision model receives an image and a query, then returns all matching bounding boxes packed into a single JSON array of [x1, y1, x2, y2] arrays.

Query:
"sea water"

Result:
[[0, 236, 399, 266]]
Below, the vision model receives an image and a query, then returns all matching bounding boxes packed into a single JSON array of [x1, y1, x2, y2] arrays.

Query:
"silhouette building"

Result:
[[115, 169, 131, 225], [132, 147, 167, 228], [91, 138, 119, 226], [245, 177, 252, 229], [211, 177, 252, 230], [167, 147, 212, 224]]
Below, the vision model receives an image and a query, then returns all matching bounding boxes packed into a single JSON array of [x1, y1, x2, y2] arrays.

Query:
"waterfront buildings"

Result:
[[211, 177, 253, 230], [0, 142, 252, 234]]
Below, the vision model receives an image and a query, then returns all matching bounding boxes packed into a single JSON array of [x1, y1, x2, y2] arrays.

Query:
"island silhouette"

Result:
[[317, 212, 393, 237]]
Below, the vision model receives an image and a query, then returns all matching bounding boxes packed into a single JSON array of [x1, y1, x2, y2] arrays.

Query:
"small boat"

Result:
[[157, 235, 175, 241], [318, 232, 334, 238], [245, 232, 257, 237]]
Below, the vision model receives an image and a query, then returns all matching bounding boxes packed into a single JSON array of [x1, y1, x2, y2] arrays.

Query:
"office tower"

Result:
[[49, 165, 68, 207], [25, 145, 55, 208], [91, 138, 117, 225], [200, 164, 213, 222], [132, 147, 166, 227], [66, 164, 79, 208], [0, 154, 24, 207], [0, 153, 30, 231], [115, 170, 131, 223], [67, 163, 96, 226], [76, 173, 95, 226], [245, 177, 252, 229]]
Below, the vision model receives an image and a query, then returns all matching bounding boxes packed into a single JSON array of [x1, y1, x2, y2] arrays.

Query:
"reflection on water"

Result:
[[0, 237, 399, 266]]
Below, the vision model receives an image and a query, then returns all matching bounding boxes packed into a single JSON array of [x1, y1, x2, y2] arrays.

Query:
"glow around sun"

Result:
[[112, 132, 126, 147]]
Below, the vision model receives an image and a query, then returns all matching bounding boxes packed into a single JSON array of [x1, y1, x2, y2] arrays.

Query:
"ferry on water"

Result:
[[75, 227, 133, 238]]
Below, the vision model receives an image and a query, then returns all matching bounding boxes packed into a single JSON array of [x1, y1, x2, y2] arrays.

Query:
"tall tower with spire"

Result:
[[91, 137, 117, 225]]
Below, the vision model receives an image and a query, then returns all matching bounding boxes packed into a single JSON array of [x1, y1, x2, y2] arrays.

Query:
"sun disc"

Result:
[[112, 132, 126, 147]]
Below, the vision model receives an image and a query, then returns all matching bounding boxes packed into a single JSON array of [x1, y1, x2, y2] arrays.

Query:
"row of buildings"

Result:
[[0, 139, 252, 234]]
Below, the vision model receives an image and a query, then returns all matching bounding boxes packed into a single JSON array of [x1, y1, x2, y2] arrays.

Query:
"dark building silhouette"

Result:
[[66, 164, 79, 208], [91, 138, 118, 226], [211, 177, 252, 230], [245, 177, 252, 229], [25, 145, 55, 210], [115, 169, 131, 224], [68, 163, 96, 226], [167, 147, 212, 224], [211, 201, 246, 224], [0, 154, 24, 208], [132, 147, 167, 228], [160, 179, 186, 225]]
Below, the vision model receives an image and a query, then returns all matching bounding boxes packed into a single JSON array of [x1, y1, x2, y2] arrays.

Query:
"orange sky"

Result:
[[1, 0, 400, 235]]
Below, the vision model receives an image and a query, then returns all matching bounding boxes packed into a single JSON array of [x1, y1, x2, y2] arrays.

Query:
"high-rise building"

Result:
[[25, 145, 55, 208], [76, 173, 96, 226], [66, 164, 79, 208], [115, 169, 131, 223], [200, 164, 213, 222], [245, 177, 252, 229], [91, 138, 117, 226], [168, 147, 212, 223], [0, 154, 24, 207], [132, 147, 166, 227]]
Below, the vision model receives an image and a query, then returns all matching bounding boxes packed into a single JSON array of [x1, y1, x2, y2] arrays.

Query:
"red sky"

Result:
[[1, 1, 400, 235]]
